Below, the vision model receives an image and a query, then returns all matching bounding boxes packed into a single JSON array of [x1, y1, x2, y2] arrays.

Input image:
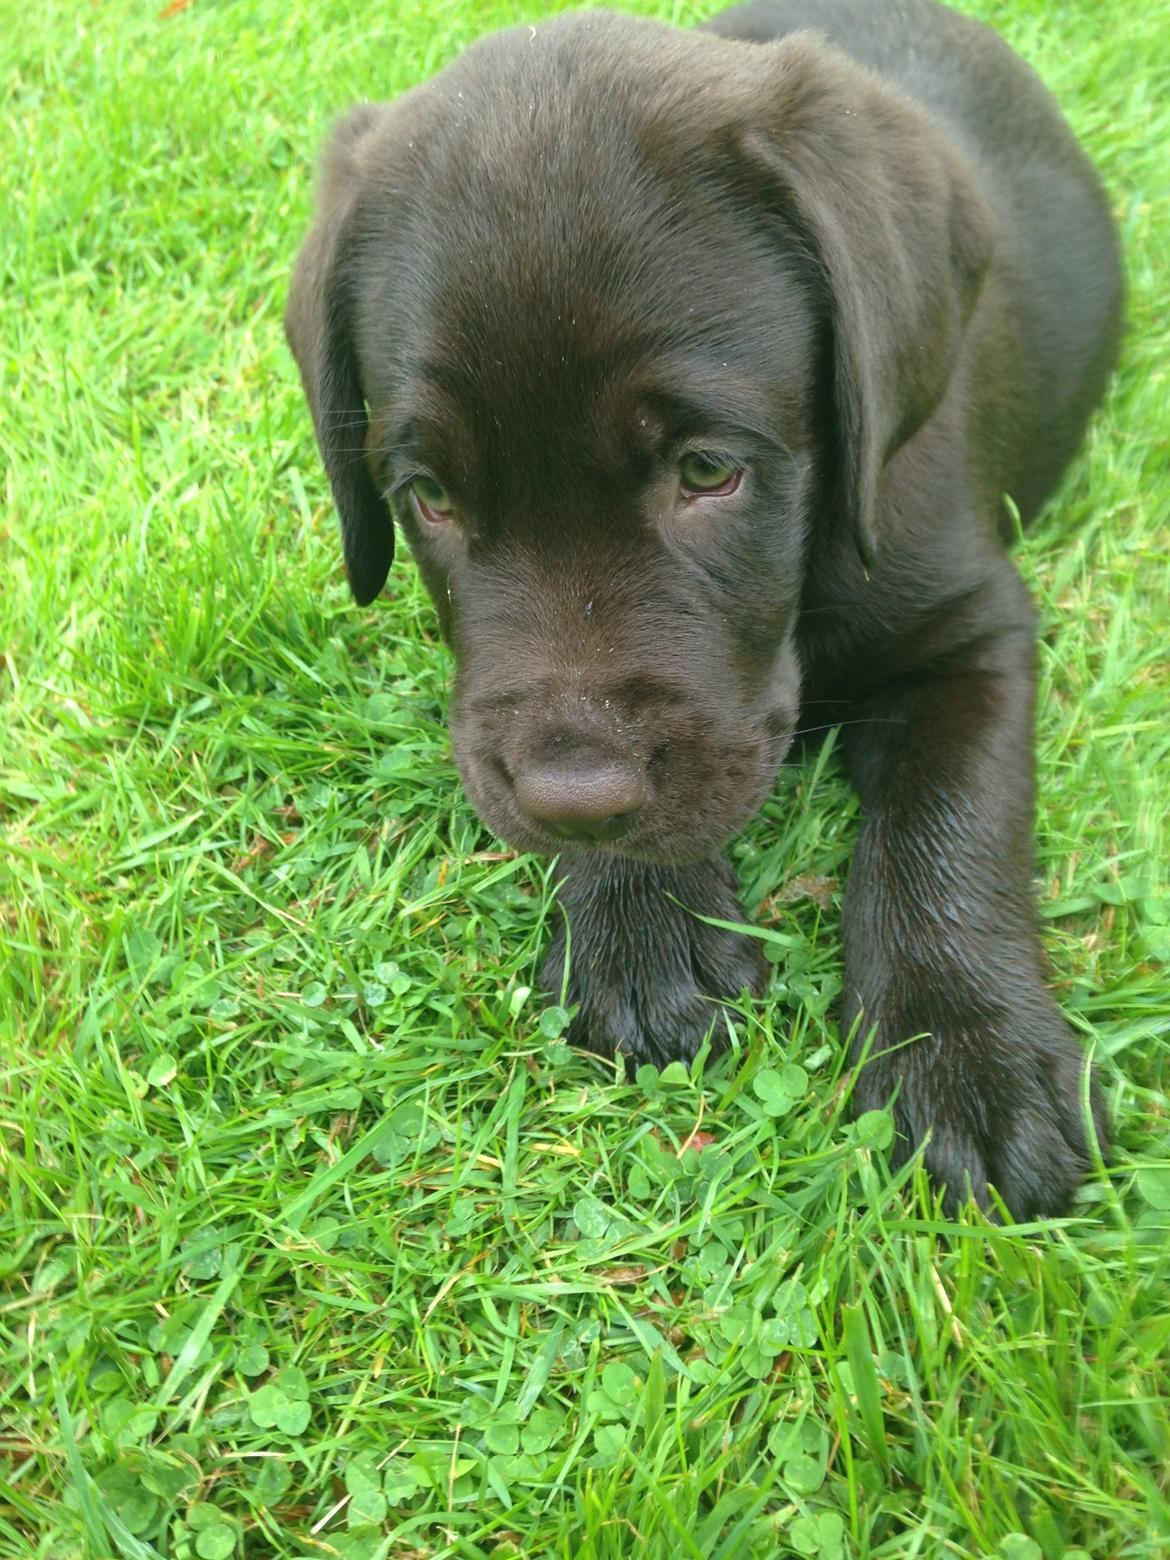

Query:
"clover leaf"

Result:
[[752, 1064, 809, 1117], [248, 1380, 311, 1435]]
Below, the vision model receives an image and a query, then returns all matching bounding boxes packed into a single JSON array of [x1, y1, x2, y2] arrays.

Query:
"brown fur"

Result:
[[286, 0, 1121, 1216]]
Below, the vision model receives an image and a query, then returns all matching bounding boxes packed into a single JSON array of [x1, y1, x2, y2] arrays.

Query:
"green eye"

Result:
[[678, 452, 742, 496], [410, 476, 454, 517]]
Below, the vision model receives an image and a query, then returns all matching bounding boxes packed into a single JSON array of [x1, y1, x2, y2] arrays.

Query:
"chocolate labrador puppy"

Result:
[[286, 0, 1121, 1216]]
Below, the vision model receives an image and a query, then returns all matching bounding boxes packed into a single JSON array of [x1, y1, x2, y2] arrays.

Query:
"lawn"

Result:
[[1, 0, 1168, 1556]]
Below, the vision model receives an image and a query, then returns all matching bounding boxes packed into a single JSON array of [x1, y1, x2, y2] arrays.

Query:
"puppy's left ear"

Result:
[[743, 36, 995, 567], [285, 106, 394, 606]]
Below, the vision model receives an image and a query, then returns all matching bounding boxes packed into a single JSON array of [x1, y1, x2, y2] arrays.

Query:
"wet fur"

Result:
[[286, 0, 1122, 1216]]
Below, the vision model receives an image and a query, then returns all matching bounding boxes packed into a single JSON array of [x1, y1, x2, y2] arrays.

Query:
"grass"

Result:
[[1, 0, 1167, 1555]]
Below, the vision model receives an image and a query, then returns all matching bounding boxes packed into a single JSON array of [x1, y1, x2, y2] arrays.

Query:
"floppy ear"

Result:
[[285, 106, 395, 606], [743, 37, 995, 567]]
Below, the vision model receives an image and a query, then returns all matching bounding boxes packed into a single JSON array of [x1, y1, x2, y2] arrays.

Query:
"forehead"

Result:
[[363, 224, 817, 485], [355, 31, 820, 480]]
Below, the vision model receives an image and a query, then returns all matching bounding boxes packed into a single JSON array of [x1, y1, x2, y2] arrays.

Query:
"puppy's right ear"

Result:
[[285, 106, 394, 606]]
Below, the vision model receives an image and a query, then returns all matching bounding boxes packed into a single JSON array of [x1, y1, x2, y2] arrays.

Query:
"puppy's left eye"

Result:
[[678, 451, 742, 498]]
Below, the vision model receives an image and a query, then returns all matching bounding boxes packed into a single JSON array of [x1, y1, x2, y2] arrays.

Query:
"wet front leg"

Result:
[[541, 854, 767, 1068], [842, 614, 1107, 1217]]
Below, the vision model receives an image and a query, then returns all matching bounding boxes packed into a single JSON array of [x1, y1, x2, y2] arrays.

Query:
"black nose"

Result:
[[512, 756, 647, 841]]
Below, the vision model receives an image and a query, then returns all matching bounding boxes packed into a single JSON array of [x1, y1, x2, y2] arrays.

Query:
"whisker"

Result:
[[791, 716, 901, 739], [796, 602, 874, 618]]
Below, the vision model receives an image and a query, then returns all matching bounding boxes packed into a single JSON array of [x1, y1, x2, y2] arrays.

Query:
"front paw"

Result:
[[850, 997, 1108, 1218], [540, 856, 767, 1069]]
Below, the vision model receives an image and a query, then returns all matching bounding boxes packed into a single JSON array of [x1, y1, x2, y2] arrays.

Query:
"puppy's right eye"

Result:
[[411, 476, 455, 523]]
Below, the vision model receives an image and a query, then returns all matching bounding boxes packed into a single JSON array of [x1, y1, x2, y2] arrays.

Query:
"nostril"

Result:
[[512, 757, 647, 841]]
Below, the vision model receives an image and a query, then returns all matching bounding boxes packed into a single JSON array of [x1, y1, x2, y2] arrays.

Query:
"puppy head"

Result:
[[286, 13, 992, 863]]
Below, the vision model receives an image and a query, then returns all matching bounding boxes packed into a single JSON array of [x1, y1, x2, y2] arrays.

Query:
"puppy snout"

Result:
[[511, 749, 647, 842]]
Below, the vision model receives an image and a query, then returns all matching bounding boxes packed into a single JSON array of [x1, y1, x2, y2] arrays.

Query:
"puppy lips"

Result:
[[451, 716, 791, 863]]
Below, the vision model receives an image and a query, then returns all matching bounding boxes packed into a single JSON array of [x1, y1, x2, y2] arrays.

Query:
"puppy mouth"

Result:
[[457, 716, 795, 865]]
